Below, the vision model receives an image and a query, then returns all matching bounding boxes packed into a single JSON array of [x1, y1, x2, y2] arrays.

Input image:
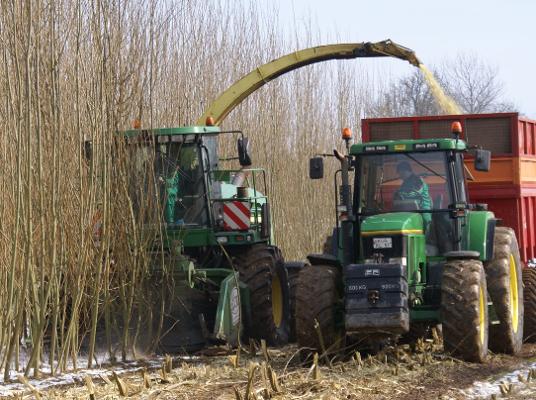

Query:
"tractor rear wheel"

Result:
[[441, 258, 489, 362], [523, 267, 536, 342], [486, 227, 524, 354], [296, 264, 342, 360], [235, 245, 290, 346]]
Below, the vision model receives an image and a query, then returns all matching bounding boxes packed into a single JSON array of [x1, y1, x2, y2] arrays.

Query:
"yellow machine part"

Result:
[[197, 39, 421, 126]]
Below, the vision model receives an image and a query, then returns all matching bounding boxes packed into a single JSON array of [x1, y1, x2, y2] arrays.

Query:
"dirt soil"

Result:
[[9, 341, 536, 400]]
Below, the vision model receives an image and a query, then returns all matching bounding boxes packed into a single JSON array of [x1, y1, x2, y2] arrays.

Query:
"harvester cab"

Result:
[[116, 124, 289, 353], [122, 126, 266, 237], [297, 123, 524, 363]]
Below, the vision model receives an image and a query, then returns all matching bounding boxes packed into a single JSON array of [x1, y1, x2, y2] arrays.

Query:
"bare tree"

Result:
[[440, 53, 516, 113], [369, 53, 516, 117]]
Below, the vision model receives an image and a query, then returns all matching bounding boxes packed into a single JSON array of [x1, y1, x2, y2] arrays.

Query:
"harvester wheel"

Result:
[[284, 262, 307, 342], [523, 267, 536, 342], [295, 264, 342, 360], [486, 227, 524, 354], [441, 258, 489, 362], [235, 245, 290, 346]]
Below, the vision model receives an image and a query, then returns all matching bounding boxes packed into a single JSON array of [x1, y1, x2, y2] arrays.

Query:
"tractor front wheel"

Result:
[[296, 264, 342, 360], [523, 267, 536, 342], [235, 245, 290, 346], [441, 258, 489, 362], [486, 227, 524, 354]]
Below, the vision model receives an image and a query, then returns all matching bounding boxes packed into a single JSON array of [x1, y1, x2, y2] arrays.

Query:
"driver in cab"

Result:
[[394, 161, 432, 225]]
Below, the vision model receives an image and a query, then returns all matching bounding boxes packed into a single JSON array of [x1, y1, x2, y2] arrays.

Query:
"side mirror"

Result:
[[474, 149, 491, 172], [237, 137, 252, 167], [309, 157, 324, 179]]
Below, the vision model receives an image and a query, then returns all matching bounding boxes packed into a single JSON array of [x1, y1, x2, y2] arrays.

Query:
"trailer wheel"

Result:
[[523, 267, 536, 342], [441, 258, 489, 362], [296, 264, 342, 360], [486, 227, 524, 354], [235, 245, 290, 346], [284, 262, 307, 342]]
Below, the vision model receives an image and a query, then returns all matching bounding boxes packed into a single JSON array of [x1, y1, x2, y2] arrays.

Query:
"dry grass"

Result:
[[8, 342, 535, 400]]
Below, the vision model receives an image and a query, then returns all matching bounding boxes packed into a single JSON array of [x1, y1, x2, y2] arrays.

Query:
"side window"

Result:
[[455, 153, 467, 203]]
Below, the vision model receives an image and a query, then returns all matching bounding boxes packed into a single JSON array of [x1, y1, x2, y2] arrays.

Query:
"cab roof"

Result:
[[350, 138, 466, 155], [121, 125, 220, 137]]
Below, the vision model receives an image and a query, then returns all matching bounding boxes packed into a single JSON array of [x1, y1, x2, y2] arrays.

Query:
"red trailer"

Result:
[[362, 112, 536, 264]]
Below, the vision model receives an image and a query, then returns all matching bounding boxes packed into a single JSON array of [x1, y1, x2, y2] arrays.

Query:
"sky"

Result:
[[269, 0, 535, 117]]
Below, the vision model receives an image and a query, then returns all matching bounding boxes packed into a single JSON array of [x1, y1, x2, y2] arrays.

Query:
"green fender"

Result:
[[465, 210, 496, 262]]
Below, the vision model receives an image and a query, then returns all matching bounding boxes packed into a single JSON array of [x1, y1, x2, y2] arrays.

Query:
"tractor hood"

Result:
[[361, 212, 423, 236]]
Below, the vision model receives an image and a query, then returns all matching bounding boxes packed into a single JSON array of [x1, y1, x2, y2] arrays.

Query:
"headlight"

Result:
[[250, 214, 262, 224]]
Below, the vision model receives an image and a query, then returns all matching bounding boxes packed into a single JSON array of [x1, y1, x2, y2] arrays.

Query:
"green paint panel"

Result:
[[410, 307, 440, 322], [361, 212, 424, 233], [407, 234, 426, 287], [465, 210, 495, 261], [351, 138, 466, 155]]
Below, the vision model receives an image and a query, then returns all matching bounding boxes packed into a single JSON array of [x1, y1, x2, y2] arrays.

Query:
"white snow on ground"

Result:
[[0, 353, 200, 397], [462, 360, 536, 399]]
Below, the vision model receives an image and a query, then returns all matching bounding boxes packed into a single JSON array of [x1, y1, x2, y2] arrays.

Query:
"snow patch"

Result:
[[0, 354, 199, 397], [462, 360, 536, 399]]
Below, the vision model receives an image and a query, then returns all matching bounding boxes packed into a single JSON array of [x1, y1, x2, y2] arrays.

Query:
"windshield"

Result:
[[155, 142, 208, 225], [357, 151, 452, 216]]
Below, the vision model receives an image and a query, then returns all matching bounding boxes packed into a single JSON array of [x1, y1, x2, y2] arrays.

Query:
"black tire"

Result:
[[523, 267, 536, 342], [486, 227, 524, 354], [235, 245, 290, 346], [284, 262, 307, 342], [296, 264, 342, 359], [441, 258, 489, 362]]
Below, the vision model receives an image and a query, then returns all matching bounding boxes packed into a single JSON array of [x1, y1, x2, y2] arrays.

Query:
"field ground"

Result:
[[4, 342, 536, 399]]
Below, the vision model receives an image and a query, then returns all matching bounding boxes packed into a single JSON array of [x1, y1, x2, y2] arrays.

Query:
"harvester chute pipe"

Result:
[[198, 39, 421, 126]]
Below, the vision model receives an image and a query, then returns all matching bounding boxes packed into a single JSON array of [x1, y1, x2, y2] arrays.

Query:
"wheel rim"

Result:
[[271, 276, 283, 328], [479, 286, 486, 345], [509, 254, 519, 333]]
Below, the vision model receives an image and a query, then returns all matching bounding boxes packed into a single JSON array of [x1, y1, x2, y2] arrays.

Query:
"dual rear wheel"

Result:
[[441, 227, 525, 362]]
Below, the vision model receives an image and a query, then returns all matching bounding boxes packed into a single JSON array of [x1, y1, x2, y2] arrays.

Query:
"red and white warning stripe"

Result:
[[223, 201, 251, 231]]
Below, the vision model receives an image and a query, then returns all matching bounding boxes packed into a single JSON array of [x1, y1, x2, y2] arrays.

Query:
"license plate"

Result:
[[373, 237, 392, 249]]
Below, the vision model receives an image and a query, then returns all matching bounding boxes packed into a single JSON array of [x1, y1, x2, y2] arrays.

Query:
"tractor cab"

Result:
[[353, 139, 471, 257]]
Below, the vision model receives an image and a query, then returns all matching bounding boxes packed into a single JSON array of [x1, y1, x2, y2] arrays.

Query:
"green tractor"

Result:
[[120, 125, 290, 352], [297, 123, 524, 362]]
